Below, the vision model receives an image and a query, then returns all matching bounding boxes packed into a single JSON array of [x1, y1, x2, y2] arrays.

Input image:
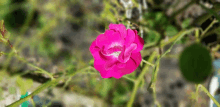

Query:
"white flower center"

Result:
[[111, 51, 121, 58]]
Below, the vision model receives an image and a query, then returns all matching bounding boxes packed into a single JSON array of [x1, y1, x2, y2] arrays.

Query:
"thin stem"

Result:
[[200, 19, 218, 40], [66, 66, 92, 77], [195, 29, 200, 43], [6, 77, 63, 107], [123, 75, 135, 82], [7, 65, 94, 107], [15, 55, 55, 80], [62, 77, 72, 90], [199, 84, 220, 107], [127, 82, 139, 107], [194, 84, 200, 106], [142, 59, 155, 67], [145, 28, 197, 106], [161, 28, 198, 47], [199, 3, 220, 22], [127, 51, 157, 107]]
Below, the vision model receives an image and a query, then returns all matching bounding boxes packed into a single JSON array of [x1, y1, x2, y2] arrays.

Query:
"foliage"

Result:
[[179, 43, 212, 83], [1, 0, 220, 107]]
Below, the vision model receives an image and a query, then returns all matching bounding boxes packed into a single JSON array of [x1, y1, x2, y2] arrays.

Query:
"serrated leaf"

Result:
[[181, 18, 191, 29], [165, 25, 178, 37]]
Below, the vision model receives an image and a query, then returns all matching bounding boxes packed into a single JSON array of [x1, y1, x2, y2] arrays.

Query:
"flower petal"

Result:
[[96, 30, 124, 50], [101, 45, 123, 56], [93, 52, 113, 78], [118, 43, 137, 63], [89, 40, 100, 57], [109, 23, 127, 38], [117, 62, 126, 68], [114, 52, 142, 78], [132, 30, 144, 53], [104, 58, 118, 70], [124, 29, 135, 47]]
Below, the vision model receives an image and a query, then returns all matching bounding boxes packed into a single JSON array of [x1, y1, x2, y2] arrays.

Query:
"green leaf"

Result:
[[179, 43, 212, 83], [113, 91, 129, 105], [181, 18, 191, 29], [147, 20, 154, 27], [165, 25, 178, 37], [16, 76, 33, 95], [146, 30, 160, 43], [155, 12, 163, 22], [98, 79, 113, 98], [25, 79, 33, 91]]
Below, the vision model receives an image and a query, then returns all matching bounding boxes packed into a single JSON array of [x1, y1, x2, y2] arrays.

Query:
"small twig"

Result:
[[200, 19, 218, 40], [15, 55, 55, 80], [0, 21, 14, 49], [142, 59, 155, 67], [127, 51, 157, 107], [6, 77, 63, 107], [199, 84, 220, 107], [123, 75, 135, 82], [194, 84, 200, 106], [199, 3, 220, 23]]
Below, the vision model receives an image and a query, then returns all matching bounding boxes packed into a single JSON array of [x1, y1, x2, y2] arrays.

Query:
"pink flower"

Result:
[[89, 23, 144, 79]]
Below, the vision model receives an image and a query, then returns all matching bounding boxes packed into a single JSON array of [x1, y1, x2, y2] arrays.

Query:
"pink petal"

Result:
[[118, 43, 137, 63], [124, 29, 136, 47], [114, 52, 142, 78], [93, 52, 113, 78], [117, 62, 126, 68], [89, 40, 100, 57], [132, 30, 144, 53], [96, 30, 124, 50], [95, 52, 142, 79], [109, 23, 127, 38], [104, 58, 118, 70]]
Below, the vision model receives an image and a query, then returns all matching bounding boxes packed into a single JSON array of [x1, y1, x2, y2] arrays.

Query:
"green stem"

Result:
[[161, 28, 198, 47], [195, 29, 200, 43], [6, 77, 63, 107], [200, 19, 218, 40], [7, 65, 95, 107], [194, 84, 200, 106], [127, 51, 157, 107], [15, 55, 55, 80], [142, 59, 155, 67], [199, 84, 220, 107], [123, 75, 135, 83], [199, 3, 220, 23]]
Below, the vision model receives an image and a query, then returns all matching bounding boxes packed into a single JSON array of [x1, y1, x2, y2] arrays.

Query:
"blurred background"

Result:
[[0, 0, 220, 107]]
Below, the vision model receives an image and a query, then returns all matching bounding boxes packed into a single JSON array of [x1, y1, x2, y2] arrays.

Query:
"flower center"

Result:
[[111, 51, 121, 58], [101, 44, 123, 58]]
